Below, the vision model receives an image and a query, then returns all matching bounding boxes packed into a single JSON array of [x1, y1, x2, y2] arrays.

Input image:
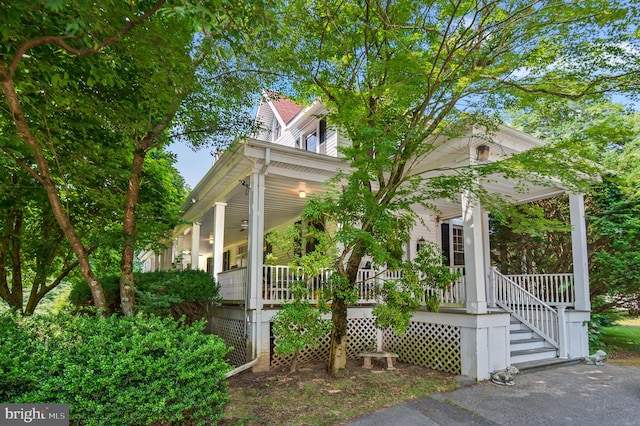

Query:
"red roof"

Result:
[[265, 92, 302, 124]]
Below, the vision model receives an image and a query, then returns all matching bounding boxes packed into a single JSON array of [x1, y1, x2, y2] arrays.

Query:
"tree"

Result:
[[258, 0, 639, 375], [1, 0, 266, 315], [0, 133, 189, 315], [503, 99, 640, 312], [1, 0, 169, 313]]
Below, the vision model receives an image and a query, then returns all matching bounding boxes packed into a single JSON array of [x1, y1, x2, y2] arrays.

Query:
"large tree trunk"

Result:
[[119, 105, 179, 316], [0, 207, 24, 313], [1, 71, 108, 314], [120, 146, 148, 316], [328, 240, 366, 376], [328, 297, 349, 375]]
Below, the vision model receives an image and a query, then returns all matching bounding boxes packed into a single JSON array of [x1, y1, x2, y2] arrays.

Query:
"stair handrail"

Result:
[[492, 267, 559, 349]]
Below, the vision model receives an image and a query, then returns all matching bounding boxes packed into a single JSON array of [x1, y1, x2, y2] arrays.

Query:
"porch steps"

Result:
[[513, 357, 582, 372], [509, 317, 558, 365]]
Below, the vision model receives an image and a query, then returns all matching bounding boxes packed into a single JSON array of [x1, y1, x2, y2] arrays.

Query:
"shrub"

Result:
[[1, 312, 231, 425], [69, 270, 220, 321]]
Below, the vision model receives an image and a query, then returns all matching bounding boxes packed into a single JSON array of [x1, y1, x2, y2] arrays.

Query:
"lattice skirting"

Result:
[[384, 321, 461, 374], [210, 317, 247, 367], [270, 317, 460, 375], [270, 317, 378, 369]]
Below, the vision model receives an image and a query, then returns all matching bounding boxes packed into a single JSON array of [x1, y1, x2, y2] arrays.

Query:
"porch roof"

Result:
[[179, 129, 566, 251]]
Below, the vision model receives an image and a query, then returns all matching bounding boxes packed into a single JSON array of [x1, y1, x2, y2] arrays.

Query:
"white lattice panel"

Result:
[[270, 318, 377, 369], [384, 321, 460, 374], [211, 317, 247, 367]]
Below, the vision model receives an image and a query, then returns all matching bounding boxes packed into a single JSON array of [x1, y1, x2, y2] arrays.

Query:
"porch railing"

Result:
[[261, 265, 465, 306], [217, 267, 247, 301], [492, 268, 559, 349], [504, 273, 574, 307]]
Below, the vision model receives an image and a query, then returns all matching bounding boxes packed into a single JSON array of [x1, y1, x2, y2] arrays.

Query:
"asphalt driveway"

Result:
[[349, 363, 640, 425]]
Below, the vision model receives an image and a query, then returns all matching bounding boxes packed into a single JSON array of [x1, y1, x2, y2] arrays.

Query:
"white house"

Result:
[[139, 93, 591, 380]]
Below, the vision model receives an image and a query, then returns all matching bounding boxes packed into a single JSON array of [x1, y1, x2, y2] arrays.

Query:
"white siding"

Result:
[[410, 215, 439, 260]]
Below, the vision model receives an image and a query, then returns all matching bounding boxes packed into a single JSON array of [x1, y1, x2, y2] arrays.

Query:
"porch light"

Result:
[[476, 145, 490, 161], [299, 190, 306, 199], [208, 234, 214, 245], [416, 236, 426, 252]]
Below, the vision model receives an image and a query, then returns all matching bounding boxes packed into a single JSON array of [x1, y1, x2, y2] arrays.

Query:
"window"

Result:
[[452, 226, 464, 265], [318, 119, 327, 154], [305, 131, 317, 152], [272, 118, 281, 142]]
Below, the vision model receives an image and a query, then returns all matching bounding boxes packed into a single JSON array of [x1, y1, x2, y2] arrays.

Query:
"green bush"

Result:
[[69, 270, 220, 320], [1, 312, 230, 425]]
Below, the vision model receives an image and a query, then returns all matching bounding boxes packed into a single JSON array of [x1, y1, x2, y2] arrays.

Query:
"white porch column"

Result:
[[191, 222, 201, 270], [569, 193, 591, 311], [462, 190, 488, 314], [213, 203, 227, 279], [247, 171, 265, 311], [176, 235, 185, 270], [481, 211, 493, 307]]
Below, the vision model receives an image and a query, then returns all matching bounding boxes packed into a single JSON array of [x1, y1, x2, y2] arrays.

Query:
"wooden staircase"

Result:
[[509, 316, 557, 366]]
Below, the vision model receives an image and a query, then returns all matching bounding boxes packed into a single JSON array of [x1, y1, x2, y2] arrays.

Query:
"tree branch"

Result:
[[8, 0, 167, 74]]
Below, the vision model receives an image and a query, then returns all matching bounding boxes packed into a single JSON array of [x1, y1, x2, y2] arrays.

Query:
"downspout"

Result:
[[226, 148, 270, 378]]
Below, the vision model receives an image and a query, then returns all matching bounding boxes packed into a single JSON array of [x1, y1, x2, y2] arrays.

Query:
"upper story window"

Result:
[[319, 119, 327, 154], [296, 118, 327, 154], [305, 131, 317, 152], [272, 117, 281, 142]]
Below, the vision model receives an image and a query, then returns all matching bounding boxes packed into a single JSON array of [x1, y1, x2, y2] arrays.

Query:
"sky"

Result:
[[168, 141, 215, 191]]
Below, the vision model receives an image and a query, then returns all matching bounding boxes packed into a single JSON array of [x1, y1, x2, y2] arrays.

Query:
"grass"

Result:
[[220, 360, 460, 425], [600, 314, 640, 367]]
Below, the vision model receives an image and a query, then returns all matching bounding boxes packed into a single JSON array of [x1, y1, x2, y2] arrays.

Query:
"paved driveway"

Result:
[[349, 363, 640, 425]]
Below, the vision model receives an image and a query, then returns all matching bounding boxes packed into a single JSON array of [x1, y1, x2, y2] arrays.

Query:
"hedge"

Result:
[[0, 312, 230, 425]]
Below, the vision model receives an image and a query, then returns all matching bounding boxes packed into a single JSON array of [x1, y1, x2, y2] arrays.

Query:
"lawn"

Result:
[[600, 314, 640, 367]]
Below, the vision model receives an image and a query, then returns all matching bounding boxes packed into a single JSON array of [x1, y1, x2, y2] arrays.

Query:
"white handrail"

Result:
[[505, 273, 575, 306], [492, 268, 559, 349]]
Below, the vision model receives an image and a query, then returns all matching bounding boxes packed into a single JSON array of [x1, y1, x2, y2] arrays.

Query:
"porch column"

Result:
[[213, 202, 227, 279], [247, 171, 265, 311], [481, 211, 493, 307], [462, 190, 488, 314], [569, 193, 590, 311], [176, 235, 185, 270], [191, 222, 201, 270]]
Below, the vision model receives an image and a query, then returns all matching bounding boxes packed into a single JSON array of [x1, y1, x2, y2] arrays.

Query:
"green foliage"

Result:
[[272, 281, 332, 357], [0, 312, 231, 425], [589, 184, 640, 313], [254, 1, 639, 372], [374, 243, 459, 333], [68, 270, 220, 318]]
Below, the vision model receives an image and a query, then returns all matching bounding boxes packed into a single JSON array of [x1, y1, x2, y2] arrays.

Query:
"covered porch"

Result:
[[147, 132, 592, 380]]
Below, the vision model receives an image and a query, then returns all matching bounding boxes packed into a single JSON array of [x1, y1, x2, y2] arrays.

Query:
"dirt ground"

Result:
[[607, 349, 640, 367], [219, 359, 460, 425]]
